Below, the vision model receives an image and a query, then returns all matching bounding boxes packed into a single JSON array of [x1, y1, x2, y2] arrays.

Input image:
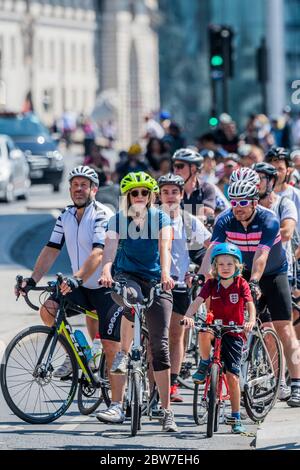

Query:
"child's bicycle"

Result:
[[0, 273, 110, 424], [189, 316, 244, 438]]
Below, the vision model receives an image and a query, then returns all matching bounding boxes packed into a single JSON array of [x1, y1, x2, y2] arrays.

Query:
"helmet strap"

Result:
[[243, 203, 256, 223], [217, 269, 240, 291]]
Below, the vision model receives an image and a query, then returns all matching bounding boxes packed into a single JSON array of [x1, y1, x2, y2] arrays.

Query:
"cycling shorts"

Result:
[[244, 271, 292, 322], [48, 286, 121, 342], [220, 334, 243, 377], [172, 288, 190, 316]]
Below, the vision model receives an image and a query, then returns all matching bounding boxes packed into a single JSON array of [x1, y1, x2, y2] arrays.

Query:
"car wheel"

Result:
[[18, 179, 30, 200], [4, 182, 15, 203]]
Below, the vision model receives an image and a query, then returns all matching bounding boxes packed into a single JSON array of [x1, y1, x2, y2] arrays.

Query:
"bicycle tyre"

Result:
[[207, 363, 219, 438], [244, 327, 282, 422], [0, 325, 78, 424], [98, 353, 111, 408], [193, 383, 208, 425], [77, 373, 103, 415], [131, 371, 142, 437]]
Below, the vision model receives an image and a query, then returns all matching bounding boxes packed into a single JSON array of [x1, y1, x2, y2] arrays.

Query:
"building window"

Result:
[[60, 41, 65, 74], [10, 36, 16, 68], [39, 40, 44, 69], [49, 40, 55, 69], [71, 43, 76, 72], [82, 44, 86, 72]]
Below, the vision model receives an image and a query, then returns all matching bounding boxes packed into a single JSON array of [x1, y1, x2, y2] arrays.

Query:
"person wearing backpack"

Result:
[[158, 173, 211, 402]]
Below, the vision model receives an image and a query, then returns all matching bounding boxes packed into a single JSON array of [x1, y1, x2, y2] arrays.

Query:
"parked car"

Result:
[[0, 135, 30, 202], [0, 112, 64, 192]]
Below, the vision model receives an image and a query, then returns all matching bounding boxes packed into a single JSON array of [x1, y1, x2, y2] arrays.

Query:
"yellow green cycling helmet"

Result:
[[120, 171, 159, 194]]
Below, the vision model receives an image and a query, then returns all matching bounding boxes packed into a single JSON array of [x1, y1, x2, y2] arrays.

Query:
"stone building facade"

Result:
[[0, 0, 160, 148]]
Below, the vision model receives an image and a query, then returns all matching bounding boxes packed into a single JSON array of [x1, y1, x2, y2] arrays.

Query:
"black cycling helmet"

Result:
[[252, 162, 278, 179], [265, 147, 293, 167], [172, 148, 204, 169], [157, 173, 185, 189], [253, 162, 278, 197]]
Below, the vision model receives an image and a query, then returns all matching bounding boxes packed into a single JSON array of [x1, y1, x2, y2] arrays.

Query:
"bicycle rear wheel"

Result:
[[244, 327, 282, 422], [207, 363, 219, 438], [0, 325, 78, 424], [77, 373, 103, 415], [130, 371, 142, 436]]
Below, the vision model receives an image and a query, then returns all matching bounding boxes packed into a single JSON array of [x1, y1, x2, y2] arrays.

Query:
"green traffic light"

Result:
[[209, 117, 219, 126], [211, 55, 223, 67]]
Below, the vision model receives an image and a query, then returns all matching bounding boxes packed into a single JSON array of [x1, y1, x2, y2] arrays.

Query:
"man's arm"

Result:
[[73, 247, 104, 283], [280, 218, 296, 242], [32, 246, 60, 283], [250, 249, 269, 282], [159, 225, 174, 290]]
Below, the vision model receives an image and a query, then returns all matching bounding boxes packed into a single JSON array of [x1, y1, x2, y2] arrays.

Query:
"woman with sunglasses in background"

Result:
[[97, 171, 178, 431], [198, 167, 300, 408]]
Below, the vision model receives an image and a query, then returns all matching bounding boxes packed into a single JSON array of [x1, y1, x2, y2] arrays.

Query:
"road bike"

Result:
[[0, 274, 109, 423], [240, 317, 282, 422], [110, 279, 159, 436]]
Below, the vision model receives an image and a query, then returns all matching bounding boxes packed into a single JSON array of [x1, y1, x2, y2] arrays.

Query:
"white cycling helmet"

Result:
[[68, 165, 99, 186], [229, 167, 260, 186], [228, 180, 259, 200]]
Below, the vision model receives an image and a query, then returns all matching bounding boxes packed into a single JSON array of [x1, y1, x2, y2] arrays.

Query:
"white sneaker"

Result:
[[278, 384, 291, 401], [161, 409, 178, 432], [110, 351, 128, 375], [96, 404, 125, 424], [53, 356, 72, 378]]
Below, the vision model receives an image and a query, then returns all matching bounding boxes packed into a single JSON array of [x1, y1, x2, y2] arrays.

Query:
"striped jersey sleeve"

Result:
[[92, 206, 111, 249], [47, 211, 66, 250]]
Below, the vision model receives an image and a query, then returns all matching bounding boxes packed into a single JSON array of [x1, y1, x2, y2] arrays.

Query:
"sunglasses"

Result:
[[130, 189, 150, 198], [173, 163, 186, 170], [230, 199, 252, 207]]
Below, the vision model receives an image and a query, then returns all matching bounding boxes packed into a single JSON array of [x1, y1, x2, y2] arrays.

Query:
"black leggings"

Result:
[[112, 272, 173, 372]]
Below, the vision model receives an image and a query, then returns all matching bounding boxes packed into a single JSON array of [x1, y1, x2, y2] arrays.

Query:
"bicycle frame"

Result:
[[202, 335, 230, 412], [35, 301, 100, 387]]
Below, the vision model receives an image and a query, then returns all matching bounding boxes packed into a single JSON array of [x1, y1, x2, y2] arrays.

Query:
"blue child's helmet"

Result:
[[211, 242, 243, 265]]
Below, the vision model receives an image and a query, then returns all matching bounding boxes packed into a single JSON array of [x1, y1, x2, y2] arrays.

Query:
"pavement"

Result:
[[0, 205, 299, 450], [256, 402, 300, 450]]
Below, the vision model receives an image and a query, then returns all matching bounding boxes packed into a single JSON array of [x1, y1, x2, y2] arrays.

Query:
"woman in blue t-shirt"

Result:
[[97, 171, 178, 432]]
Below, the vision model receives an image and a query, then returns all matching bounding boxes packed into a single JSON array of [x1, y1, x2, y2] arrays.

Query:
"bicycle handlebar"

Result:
[[180, 318, 244, 334], [111, 280, 162, 310], [15, 273, 64, 311]]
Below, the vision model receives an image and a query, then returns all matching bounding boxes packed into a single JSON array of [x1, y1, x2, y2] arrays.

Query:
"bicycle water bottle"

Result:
[[89, 333, 102, 370], [74, 329, 92, 361]]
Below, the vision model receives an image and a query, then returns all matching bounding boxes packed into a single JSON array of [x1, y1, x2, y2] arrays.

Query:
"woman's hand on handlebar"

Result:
[[180, 315, 194, 329], [99, 270, 114, 288], [161, 272, 175, 291]]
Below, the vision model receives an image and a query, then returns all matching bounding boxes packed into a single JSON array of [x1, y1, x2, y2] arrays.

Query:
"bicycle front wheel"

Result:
[[244, 327, 282, 422], [0, 325, 78, 424], [130, 371, 142, 437], [207, 363, 219, 438], [193, 383, 208, 425]]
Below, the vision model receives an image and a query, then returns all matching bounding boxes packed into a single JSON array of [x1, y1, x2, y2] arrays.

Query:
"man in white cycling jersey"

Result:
[[158, 173, 211, 402], [15, 166, 124, 412]]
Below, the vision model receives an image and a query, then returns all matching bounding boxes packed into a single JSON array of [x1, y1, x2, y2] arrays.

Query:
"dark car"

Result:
[[0, 112, 64, 192]]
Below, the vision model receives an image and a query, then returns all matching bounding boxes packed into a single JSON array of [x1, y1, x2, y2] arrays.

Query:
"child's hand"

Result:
[[244, 319, 255, 334], [181, 316, 194, 329]]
